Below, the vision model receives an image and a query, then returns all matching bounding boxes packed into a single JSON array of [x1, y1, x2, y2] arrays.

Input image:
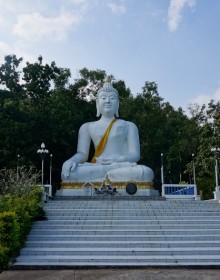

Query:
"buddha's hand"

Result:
[[96, 155, 124, 165], [62, 160, 77, 178], [96, 158, 113, 165]]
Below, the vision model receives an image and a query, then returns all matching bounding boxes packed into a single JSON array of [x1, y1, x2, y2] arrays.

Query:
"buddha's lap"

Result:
[[66, 163, 154, 182]]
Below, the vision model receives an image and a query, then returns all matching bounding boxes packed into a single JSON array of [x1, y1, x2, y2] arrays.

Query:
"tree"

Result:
[[0, 55, 23, 94], [187, 100, 220, 199]]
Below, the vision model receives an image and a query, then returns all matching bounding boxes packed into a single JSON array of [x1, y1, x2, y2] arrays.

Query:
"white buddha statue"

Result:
[[61, 78, 154, 184]]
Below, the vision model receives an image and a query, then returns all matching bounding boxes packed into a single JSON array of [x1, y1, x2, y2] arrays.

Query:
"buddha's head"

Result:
[[96, 77, 119, 118]]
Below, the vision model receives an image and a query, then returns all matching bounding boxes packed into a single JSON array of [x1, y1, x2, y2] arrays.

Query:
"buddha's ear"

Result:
[[96, 99, 100, 117], [115, 100, 119, 118]]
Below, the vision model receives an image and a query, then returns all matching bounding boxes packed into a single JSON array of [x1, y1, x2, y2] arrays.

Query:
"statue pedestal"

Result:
[[56, 181, 159, 197]]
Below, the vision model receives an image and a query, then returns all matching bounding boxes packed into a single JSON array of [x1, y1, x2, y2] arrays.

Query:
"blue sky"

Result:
[[1, 0, 220, 112]]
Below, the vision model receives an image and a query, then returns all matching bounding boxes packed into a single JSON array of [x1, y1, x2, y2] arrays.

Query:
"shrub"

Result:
[[0, 169, 44, 270], [0, 167, 41, 197], [0, 246, 10, 270], [197, 177, 215, 200], [0, 211, 20, 269]]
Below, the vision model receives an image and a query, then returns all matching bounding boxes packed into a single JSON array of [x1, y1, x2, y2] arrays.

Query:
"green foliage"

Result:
[[79, 68, 106, 82], [196, 177, 215, 200], [0, 167, 41, 196], [22, 55, 60, 100], [0, 55, 23, 94], [0, 246, 10, 270], [179, 181, 189, 185], [0, 188, 44, 269], [0, 167, 43, 269], [0, 212, 20, 252], [0, 211, 19, 269]]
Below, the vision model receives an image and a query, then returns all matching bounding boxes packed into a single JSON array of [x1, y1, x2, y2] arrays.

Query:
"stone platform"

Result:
[[57, 181, 159, 197], [13, 198, 220, 268]]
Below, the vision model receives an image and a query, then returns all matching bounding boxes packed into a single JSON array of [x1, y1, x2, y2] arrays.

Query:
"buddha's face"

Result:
[[97, 91, 119, 117]]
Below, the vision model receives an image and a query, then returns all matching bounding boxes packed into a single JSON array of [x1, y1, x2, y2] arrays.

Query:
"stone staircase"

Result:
[[13, 199, 220, 268]]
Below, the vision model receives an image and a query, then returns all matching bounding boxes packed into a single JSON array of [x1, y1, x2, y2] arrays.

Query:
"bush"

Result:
[[0, 246, 10, 270], [0, 212, 20, 252], [197, 177, 215, 200], [0, 167, 41, 196], [0, 211, 20, 270], [0, 173, 44, 270]]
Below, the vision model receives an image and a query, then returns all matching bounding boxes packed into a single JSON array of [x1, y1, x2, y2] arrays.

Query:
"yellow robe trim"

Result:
[[91, 119, 117, 163]]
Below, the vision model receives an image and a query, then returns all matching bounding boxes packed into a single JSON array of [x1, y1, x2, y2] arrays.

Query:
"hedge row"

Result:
[[0, 186, 44, 269]]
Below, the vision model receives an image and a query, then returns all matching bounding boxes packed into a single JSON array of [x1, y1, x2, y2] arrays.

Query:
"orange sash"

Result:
[[91, 119, 117, 163]]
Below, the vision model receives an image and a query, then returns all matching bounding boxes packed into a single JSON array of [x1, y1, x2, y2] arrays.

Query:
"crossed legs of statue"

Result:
[[62, 162, 154, 183]]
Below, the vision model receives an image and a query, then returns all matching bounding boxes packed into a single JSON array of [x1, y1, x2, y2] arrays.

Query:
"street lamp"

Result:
[[50, 154, 53, 185], [37, 143, 49, 187], [211, 147, 220, 191], [192, 153, 196, 185], [161, 153, 164, 184], [168, 170, 172, 184], [16, 154, 20, 180], [178, 131, 182, 182]]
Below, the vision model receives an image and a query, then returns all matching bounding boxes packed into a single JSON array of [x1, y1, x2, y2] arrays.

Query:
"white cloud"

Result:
[[68, 0, 88, 5], [107, 1, 126, 15], [167, 0, 196, 32], [0, 17, 7, 27], [13, 10, 83, 42], [0, 0, 49, 20], [0, 40, 36, 68], [190, 86, 220, 107], [190, 94, 211, 107], [66, 0, 89, 12], [213, 87, 220, 99], [0, 0, 89, 44], [0, 41, 12, 57]]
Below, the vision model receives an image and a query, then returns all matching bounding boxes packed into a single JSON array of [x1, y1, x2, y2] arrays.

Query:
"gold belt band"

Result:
[[61, 181, 154, 189]]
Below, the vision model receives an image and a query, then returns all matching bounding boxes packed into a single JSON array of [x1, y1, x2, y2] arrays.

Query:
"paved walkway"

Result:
[[1, 269, 220, 280]]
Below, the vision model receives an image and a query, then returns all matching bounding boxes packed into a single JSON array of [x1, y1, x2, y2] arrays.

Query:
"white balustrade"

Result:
[[162, 184, 197, 199]]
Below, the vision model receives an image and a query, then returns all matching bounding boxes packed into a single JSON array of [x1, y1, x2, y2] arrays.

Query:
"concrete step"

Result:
[[43, 200, 220, 209], [44, 204, 220, 209], [44, 207, 220, 212], [27, 234, 220, 242], [13, 261, 220, 267], [19, 247, 220, 256], [33, 216, 220, 224], [32, 224, 220, 230], [45, 208, 220, 213], [13, 254, 220, 266], [24, 240, 220, 248], [45, 214, 220, 220], [46, 200, 219, 204], [29, 229, 220, 235]]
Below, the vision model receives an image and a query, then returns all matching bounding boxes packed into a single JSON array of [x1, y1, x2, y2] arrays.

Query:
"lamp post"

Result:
[[192, 153, 196, 185], [168, 170, 172, 184], [16, 154, 20, 180], [211, 147, 220, 192], [50, 154, 53, 186], [178, 131, 182, 182], [161, 153, 164, 184], [37, 143, 49, 187]]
